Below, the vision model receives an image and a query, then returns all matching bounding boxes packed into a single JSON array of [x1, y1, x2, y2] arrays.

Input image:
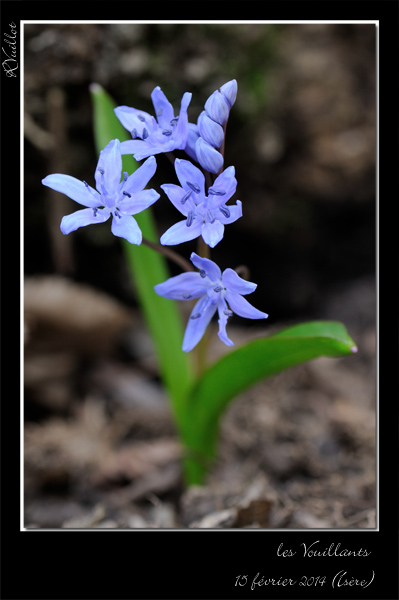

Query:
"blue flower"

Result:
[[160, 159, 242, 248], [115, 87, 192, 161], [154, 252, 268, 352], [42, 139, 159, 245]]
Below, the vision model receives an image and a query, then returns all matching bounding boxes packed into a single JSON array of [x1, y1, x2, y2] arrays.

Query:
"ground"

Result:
[[23, 22, 376, 529]]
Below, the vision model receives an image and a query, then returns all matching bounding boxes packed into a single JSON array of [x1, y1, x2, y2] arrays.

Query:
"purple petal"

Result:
[[154, 272, 209, 300], [151, 87, 175, 128], [182, 297, 217, 352], [201, 220, 225, 248], [111, 213, 142, 245], [198, 111, 224, 148], [210, 166, 237, 205], [114, 106, 155, 136], [220, 79, 237, 108], [60, 207, 109, 234], [173, 92, 192, 149], [174, 158, 206, 199], [225, 290, 268, 320], [123, 156, 157, 194], [119, 139, 153, 159], [160, 219, 203, 246], [42, 174, 101, 208], [222, 268, 257, 295], [217, 201, 242, 225], [160, 184, 191, 217], [204, 90, 230, 125], [118, 189, 159, 215], [217, 300, 235, 346], [190, 253, 222, 281], [184, 123, 200, 162], [95, 140, 122, 194], [195, 138, 224, 174]]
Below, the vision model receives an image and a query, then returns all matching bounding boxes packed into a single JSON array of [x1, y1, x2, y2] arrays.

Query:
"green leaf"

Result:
[[182, 321, 357, 484], [89, 83, 194, 418]]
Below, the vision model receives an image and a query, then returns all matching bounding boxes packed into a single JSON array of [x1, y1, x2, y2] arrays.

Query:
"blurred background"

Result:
[[24, 22, 376, 529]]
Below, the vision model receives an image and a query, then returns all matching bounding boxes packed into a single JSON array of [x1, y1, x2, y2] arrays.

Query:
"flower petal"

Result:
[[184, 123, 200, 162], [60, 207, 109, 235], [42, 174, 101, 208], [160, 218, 203, 246], [195, 137, 224, 174], [151, 86, 174, 129], [173, 92, 192, 149], [154, 272, 209, 300], [198, 111, 224, 148], [174, 158, 206, 200], [160, 184, 191, 217], [216, 200, 242, 225], [119, 139, 154, 159], [114, 106, 155, 136], [217, 300, 235, 346], [225, 290, 268, 320], [123, 156, 157, 195], [96, 140, 122, 194], [118, 189, 159, 215], [111, 213, 142, 245], [190, 253, 222, 281], [210, 166, 237, 205], [182, 297, 217, 352], [222, 268, 257, 294], [201, 220, 224, 248]]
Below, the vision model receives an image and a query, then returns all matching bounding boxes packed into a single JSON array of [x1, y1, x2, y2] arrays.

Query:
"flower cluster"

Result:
[[42, 80, 268, 351]]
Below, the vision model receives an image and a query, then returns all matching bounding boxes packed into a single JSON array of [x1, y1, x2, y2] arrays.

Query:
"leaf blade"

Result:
[[182, 320, 357, 483]]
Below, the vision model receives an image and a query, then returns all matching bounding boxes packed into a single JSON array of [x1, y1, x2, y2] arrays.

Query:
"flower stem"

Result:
[[142, 237, 194, 273], [195, 236, 211, 376]]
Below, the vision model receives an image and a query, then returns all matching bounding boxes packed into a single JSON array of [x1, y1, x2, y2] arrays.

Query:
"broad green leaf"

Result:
[[90, 84, 194, 416], [182, 321, 357, 484]]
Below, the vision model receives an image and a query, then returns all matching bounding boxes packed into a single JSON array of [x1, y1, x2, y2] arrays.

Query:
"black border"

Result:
[[3, 2, 398, 599]]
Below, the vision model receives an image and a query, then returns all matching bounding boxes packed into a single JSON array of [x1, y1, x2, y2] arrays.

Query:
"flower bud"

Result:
[[197, 111, 224, 149], [195, 137, 224, 174], [220, 79, 237, 108], [204, 91, 230, 125], [184, 123, 200, 161]]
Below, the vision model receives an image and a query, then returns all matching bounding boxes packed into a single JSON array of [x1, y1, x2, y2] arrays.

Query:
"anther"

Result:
[[98, 168, 104, 175], [213, 286, 223, 293], [186, 181, 200, 193], [142, 128, 149, 140], [186, 211, 194, 227], [114, 210, 122, 219], [162, 129, 172, 136], [199, 269, 206, 278], [138, 115, 146, 122], [223, 309, 233, 316], [123, 191, 131, 198], [180, 190, 192, 204], [131, 128, 138, 139], [182, 293, 191, 299], [208, 187, 225, 196], [207, 210, 215, 223], [93, 208, 98, 217], [123, 172, 129, 181], [170, 117, 179, 126], [219, 205, 230, 218], [83, 181, 89, 188], [191, 313, 201, 320]]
